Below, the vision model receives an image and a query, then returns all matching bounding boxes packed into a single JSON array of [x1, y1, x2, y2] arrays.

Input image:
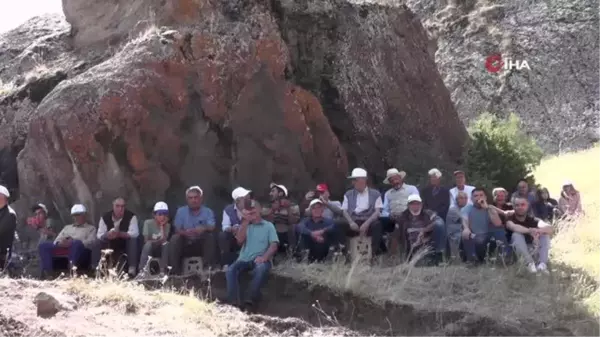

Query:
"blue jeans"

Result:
[[432, 216, 447, 253], [226, 260, 272, 305], [39, 240, 88, 272], [463, 230, 509, 262]]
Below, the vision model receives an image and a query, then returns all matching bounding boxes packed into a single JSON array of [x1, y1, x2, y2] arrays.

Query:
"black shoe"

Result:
[[242, 300, 258, 313]]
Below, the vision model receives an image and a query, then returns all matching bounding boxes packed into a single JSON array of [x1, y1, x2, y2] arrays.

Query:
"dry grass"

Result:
[[535, 145, 600, 313], [275, 146, 600, 335]]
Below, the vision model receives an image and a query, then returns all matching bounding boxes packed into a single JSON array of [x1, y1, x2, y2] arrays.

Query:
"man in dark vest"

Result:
[[219, 187, 252, 266], [92, 197, 139, 276], [339, 168, 384, 257]]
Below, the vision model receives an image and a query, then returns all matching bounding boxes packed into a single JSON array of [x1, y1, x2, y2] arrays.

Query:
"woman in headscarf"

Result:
[[558, 181, 583, 217]]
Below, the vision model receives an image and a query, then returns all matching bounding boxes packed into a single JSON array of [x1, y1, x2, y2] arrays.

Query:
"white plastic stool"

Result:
[[182, 256, 203, 276], [349, 236, 372, 262]]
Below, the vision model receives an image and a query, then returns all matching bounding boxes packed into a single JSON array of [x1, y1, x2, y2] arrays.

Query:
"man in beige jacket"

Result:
[[38, 204, 96, 279]]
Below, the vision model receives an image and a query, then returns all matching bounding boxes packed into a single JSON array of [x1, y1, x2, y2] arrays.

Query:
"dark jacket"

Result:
[[420, 185, 450, 220], [0, 205, 17, 261]]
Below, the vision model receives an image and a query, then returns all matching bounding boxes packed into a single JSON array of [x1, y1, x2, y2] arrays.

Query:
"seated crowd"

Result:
[[0, 166, 584, 310]]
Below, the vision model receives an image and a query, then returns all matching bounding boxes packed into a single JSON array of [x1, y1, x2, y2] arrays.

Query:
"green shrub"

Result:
[[466, 113, 543, 193]]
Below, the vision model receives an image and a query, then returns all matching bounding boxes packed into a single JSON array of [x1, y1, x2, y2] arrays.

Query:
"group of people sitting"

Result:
[[0, 165, 583, 310]]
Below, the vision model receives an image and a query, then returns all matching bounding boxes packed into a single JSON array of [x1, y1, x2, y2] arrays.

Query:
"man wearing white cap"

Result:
[[391, 194, 437, 261], [339, 168, 384, 256], [138, 202, 173, 275], [420, 168, 450, 221], [94, 197, 140, 276], [169, 185, 218, 274], [262, 183, 300, 253], [38, 204, 97, 279], [0, 185, 16, 270], [219, 187, 252, 265], [449, 170, 475, 208], [296, 199, 338, 262]]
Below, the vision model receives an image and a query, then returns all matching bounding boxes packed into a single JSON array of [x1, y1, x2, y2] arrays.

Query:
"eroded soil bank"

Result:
[[143, 272, 573, 336]]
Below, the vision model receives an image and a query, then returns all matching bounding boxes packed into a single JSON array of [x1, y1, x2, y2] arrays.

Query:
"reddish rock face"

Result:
[[6, 0, 466, 223]]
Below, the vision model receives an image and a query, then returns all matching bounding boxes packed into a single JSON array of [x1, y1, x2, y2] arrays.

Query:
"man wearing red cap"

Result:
[[302, 184, 343, 220]]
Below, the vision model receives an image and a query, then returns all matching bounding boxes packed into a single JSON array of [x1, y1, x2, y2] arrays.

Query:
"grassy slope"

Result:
[[534, 145, 600, 313]]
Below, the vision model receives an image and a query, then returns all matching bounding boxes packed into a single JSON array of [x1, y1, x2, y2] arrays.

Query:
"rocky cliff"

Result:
[[0, 0, 466, 222], [405, 0, 599, 153]]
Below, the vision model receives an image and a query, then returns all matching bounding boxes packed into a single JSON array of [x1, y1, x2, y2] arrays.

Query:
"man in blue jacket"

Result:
[[297, 199, 338, 262]]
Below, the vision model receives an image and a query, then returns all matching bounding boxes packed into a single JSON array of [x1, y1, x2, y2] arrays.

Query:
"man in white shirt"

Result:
[[339, 168, 384, 257], [92, 197, 139, 276], [449, 170, 475, 208], [38, 204, 97, 279]]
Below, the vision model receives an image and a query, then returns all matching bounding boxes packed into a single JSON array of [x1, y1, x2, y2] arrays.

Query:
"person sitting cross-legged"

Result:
[[461, 188, 508, 264], [506, 196, 553, 273], [38, 204, 96, 279], [225, 199, 279, 312], [138, 202, 172, 276], [297, 199, 338, 262]]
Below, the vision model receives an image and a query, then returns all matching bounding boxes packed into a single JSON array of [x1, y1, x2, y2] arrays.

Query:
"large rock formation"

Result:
[[0, 0, 466, 223], [405, 0, 599, 153]]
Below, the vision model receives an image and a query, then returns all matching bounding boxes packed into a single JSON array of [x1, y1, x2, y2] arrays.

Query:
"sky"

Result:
[[0, 0, 63, 33]]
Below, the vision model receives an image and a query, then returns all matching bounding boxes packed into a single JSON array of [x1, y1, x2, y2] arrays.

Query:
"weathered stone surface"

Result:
[[405, 0, 599, 153], [1, 0, 466, 224]]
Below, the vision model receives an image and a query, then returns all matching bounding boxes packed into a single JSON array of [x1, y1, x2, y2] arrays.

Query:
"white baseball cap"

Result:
[[562, 180, 573, 187], [0, 185, 9, 198], [70, 204, 87, 215], [347, 168, 368, 179], [231, 187, 252, 200], [33, 203, 48, 214], [270, 183, 288, 197], [309, 199, 324, 208], [186, 185, 203, 196], [407, 194, 422, 203], [153, 201, 169, 212]]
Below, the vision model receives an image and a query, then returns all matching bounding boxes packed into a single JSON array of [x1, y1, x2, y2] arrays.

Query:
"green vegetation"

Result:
[[466, 113, 544, 191]]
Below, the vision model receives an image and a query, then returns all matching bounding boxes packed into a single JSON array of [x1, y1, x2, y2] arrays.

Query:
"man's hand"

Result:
[[479, 199, 489, 209], [528, 227, 541, 238], [461, 228, 472, 240], [417, 230, 425, 242], [231, 225, 240, 234], [40, 227, 54, 236], [107, 230, 118, 240], [349, 221, 360, 232], [254, 255, 268, 264], [311, 230, 325, 243], [280, 199, 291, 209], [305, 191, 315, 200], [359, 222, 370, 236], [59, 238, 73, 247]]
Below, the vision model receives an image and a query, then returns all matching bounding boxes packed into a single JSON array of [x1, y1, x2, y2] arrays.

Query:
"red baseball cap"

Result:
[[316, 183, 328, 192]]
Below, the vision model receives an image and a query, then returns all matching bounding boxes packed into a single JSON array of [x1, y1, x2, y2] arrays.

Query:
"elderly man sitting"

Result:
[[219, 187, 252, 266], [297, 199, 338, 262], [38, 204, 97, 279], [391, 195, 438, 263]]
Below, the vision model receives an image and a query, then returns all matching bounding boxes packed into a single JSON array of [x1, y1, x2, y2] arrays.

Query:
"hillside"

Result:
[[405, 0, 599, 153]]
